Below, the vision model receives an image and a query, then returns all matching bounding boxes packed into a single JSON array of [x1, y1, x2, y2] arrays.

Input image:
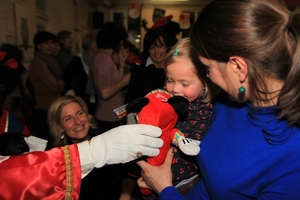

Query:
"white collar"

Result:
[[145, 57, 154, 67]]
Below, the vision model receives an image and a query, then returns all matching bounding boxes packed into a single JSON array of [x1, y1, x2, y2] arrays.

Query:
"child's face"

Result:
[[165, 57, 205, 103]]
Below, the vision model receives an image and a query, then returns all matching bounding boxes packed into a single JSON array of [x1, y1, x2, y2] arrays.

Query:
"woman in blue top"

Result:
[[136, 0, 300, 199]]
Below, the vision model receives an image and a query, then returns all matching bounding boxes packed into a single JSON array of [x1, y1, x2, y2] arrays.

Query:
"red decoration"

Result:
[[126, 52, 143, 66], [0, 51, 18, 70]]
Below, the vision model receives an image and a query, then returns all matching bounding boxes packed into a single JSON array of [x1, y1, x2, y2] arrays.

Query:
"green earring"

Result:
[[239, 86, 246, 93], [173, 48, 178, 56]]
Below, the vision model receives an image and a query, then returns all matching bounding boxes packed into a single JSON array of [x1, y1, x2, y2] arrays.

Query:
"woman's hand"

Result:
[[137, 148, 174, 194], [121, 73, 131, 86]]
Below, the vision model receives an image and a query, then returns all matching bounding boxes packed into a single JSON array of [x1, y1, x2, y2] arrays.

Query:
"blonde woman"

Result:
[[47, 95, 97, 147]]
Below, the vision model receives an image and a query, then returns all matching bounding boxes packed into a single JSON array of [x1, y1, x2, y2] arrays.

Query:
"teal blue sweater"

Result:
[[160, 93, 300, 199]]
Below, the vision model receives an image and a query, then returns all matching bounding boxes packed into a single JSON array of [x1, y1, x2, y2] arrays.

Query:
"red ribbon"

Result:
[[0, 51, 18, 70]]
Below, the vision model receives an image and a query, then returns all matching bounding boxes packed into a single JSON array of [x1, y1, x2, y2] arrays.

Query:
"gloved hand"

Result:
[[0, 132, 29, 156], [24, 136, 47, 152], [90, 124, 163, 168], [178, 136, 200, 156]]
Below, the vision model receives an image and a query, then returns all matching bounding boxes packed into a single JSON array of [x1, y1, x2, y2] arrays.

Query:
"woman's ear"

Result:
[[229, 56, 248, 82]]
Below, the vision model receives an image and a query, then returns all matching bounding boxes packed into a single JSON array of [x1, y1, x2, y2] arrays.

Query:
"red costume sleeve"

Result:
[[0, 144, 82, 200]]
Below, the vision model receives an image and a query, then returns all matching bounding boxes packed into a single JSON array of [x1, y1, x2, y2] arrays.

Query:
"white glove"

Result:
[[24, 136, 47, 152], [178, 136, 201, 156], [90, 124, 163, 168]]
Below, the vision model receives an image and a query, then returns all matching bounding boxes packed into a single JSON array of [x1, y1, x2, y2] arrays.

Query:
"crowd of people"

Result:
[[1, 0, 300, 199]]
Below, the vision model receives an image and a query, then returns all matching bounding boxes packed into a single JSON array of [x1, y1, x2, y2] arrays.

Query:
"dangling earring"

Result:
[[60, 133, 65, 139], [238, 85, 246, 94]]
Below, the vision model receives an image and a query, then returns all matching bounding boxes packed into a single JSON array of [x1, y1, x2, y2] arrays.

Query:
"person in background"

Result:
[[125, 28, 170, 103], [112, 39, 136, 97], [91, 21, 130, 133], [137, 0, 300, 199], [28, 31, 64, 140], [112, 39, 132, 76], [56, 30, 74, 72], [0, 43, 31, 136], [46, 95, 98, 148], [47, 95, 124, 199], [92, 21, 140, 200], [52, 35, 61, 58], [62, 31, 98, 115]]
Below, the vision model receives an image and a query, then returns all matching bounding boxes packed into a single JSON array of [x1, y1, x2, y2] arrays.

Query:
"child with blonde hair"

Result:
[[143, 38, 219, 199]]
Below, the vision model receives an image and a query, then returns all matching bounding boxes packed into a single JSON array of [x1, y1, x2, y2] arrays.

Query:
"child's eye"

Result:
[[182, 83, 189, 87], [166, 79, 173, 83]]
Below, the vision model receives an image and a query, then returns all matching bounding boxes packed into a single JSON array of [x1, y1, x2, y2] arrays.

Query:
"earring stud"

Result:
[[173, 48, 178, 56], [238, 86, 246, 93]]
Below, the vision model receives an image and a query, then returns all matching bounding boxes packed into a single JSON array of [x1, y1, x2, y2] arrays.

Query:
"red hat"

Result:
[[151, 15, 173, 29]]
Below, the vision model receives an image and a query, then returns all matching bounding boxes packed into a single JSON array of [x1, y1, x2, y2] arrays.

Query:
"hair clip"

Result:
[[173, 48, 178, 56]]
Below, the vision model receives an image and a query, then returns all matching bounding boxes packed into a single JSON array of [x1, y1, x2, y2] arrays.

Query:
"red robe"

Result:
[[0, 144, 81, 199]]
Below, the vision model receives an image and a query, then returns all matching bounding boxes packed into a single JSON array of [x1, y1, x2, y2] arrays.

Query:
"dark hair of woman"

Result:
[[96, 21, 128, 52], [190, 0, 300, 126]]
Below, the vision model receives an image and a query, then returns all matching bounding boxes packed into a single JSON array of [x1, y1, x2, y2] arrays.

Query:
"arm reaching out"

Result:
[[90, 124, 163, 168]]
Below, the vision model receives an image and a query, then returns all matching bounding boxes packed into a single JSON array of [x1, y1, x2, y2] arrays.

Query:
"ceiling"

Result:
[[86, 0, 211, 7]]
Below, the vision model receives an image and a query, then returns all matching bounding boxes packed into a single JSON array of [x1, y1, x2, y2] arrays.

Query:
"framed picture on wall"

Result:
[[14, 3, 34, 62]]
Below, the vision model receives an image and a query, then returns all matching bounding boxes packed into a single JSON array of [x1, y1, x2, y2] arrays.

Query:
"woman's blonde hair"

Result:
[[164, 37, 220, 104], [47, 95, 97, 147]]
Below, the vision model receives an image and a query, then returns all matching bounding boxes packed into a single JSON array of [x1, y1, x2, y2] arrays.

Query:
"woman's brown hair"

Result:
[[191, 0, 300, 126]]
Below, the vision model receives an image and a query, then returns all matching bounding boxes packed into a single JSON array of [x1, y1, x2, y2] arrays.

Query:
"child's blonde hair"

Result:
[[165, 38, 220, 104]]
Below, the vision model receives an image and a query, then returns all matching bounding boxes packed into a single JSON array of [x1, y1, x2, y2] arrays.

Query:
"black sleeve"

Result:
[[0, 132, 29, 156], [61, 56, 81, 94], [125, 67, 144, 103]]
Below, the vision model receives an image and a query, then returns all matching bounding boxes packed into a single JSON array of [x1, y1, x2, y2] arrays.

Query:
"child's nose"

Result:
[[172, 85, 180, 94]]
